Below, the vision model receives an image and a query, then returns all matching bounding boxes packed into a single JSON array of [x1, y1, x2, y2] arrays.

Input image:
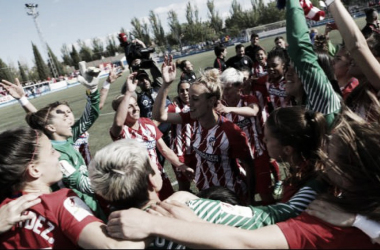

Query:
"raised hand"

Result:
[[78, 67, 101, 91], [124, 72, 138, 93], [0, 78, 26, 99], [107, 65, 123, 84], [161, 55, 176, 84]]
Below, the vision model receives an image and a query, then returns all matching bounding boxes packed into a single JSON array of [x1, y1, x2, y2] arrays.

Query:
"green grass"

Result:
[[0, 17, 366, 191]]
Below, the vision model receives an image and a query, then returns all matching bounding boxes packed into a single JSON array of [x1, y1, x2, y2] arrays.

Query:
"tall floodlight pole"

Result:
[[25, 3, 59, 79]]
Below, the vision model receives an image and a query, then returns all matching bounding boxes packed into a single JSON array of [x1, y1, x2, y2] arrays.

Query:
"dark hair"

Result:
[[315, 51, 342, 97], [366, 31, 380, 58], [235, 44, 244, 51], [266, 107, 327, 186], [214, 44, 226, 57], [274, 36, 284, 42], [313, 35, 329, 53], [250, 33, 259, 39], [0, 127, 42, 201], [176, 59, 190, 72], [365, 8, 378, 20], [267, 47, 290, 68], [197, 186, 241, 205], [319, 116, 380, 221], [25, 101, 70, 139]]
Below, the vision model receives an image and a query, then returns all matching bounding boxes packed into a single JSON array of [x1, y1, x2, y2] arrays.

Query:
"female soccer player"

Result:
[[153, 56, 255, 204], [0, 127, 147, 248], [167, 80, 193, 191], [109, 72, 193, 200]]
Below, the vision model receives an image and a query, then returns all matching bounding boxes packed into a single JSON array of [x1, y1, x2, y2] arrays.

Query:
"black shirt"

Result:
[[214, 57, 227, 72], [245, 44, 263, 62], [226, 55, 253, 70]]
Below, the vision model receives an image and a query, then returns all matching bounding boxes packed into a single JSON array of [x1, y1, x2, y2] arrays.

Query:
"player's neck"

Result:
[[199, 111, 219, 130]]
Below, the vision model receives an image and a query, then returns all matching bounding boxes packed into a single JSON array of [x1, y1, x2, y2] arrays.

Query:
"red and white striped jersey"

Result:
[[110, 117, 163, 170], [250, 76, 270, 125], [180, 113, 252, 198], [223, 95, 266, 158], [267, 77, 289, 109], [167, 102, 192, 157], [252, 61, 268, 78]]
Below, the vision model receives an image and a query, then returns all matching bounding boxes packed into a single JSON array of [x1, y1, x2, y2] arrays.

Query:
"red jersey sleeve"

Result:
[[140, 117, 163, 140], [167, 103, 177, 113], [57, 189, 103, 245], [222, 118, 252, 160], [277, 212, 380, 249], [180, 112, 192, 124], [241, 94, 259, 106]]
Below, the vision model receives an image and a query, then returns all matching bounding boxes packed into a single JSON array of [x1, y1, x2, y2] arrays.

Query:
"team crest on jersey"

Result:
[[64, 196, 93, 222], [244, 59, 248, 64], [208, 137, 216, 146], [143, 100, 149, 106]]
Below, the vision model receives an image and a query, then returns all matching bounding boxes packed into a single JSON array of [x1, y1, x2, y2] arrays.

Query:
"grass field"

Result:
[[0, 17, 366, 190]]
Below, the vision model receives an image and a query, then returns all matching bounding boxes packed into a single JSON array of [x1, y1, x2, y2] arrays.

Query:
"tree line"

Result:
[[0, 0, 325, 83]]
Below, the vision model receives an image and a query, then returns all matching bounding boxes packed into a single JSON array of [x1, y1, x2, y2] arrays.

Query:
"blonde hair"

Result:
[[193, 68, 222, 100], [89, 139, 155, 209], [219, 68, 245, 89], [111, 93, 138, 111]]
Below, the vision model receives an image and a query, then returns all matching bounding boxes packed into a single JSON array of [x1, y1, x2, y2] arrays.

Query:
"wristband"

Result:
[[102, 80, 111, 89], [324, 0, 335, 7], [353, 214, 380, 239], [18, 96, 29, 106]]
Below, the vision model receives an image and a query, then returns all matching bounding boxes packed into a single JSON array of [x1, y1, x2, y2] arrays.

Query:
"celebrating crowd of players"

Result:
[[0, 0, 380, 248]]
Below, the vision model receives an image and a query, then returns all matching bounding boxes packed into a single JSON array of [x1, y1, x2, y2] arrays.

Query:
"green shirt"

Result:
[[51, 89, 105, 221], [187, 179, 325, 230], [286, 0, 341, 129]]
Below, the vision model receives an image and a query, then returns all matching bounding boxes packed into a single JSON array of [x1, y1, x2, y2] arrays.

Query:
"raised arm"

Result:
[[72, 71, 101, 142], [99, 66, 124, 110], [325, 0, 380, 91], [286, 0, 341, 128], [152, 55, 183, 124], [109, 72, 138, 138], [0, 79, 37, 113]]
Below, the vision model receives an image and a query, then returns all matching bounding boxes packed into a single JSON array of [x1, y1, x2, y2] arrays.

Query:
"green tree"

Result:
[[47, 45, 65, 76], [257, 1, 285, 24], [149, 10, 166, 47], [77, 39, 93, 62], [18, 61, 28, 83], [105, 35, 119, 57], [32, 42, 50, 80], [91, 38, 104, 60], [0, 58, 13, 82], [131, 17, 151, 46], [61, 43, 73, 67], [70, 45, 81, 70], [207, 0, 223, 35], [167, 10, 183, 49]]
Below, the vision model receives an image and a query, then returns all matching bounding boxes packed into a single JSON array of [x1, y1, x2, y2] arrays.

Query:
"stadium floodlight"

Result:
[[25, 3, 58, 79]]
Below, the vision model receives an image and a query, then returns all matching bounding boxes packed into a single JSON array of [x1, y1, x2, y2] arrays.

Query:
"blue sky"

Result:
[[0, 0, 268, 68]]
